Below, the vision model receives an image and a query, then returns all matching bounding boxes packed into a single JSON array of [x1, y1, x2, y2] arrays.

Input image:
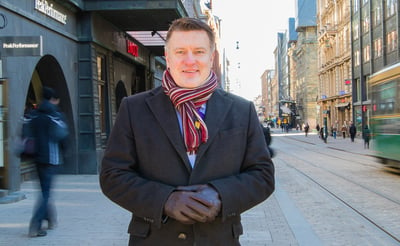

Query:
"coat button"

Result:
[[178, 233, 187, 240]]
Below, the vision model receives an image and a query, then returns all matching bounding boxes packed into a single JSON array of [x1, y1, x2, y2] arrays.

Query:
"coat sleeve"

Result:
[[99, 97, 175, 228], [208, 102, 275, 221]]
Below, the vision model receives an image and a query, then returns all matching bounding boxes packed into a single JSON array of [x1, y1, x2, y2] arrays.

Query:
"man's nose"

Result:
[[184, 52, 196, 64]]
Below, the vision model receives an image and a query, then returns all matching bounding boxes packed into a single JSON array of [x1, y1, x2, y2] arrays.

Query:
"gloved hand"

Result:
[[164, 190, 212, 224], [164, 184, 221, 224], [189, 185, 221, 222]]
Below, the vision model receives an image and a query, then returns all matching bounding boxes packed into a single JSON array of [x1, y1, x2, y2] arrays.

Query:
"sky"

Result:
[[212, 0, 296, 100]]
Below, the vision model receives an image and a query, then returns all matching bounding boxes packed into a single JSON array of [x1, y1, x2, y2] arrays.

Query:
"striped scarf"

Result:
[[162, 70, 218, 154]]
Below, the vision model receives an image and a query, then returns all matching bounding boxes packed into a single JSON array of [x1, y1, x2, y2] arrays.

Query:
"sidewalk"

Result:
[[1, 175, 301, 246], [0, 131, 376, 246]]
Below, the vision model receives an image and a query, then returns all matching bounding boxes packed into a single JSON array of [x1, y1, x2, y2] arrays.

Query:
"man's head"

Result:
[[164, 18, 216, 89], [42, 86, 60, 105]]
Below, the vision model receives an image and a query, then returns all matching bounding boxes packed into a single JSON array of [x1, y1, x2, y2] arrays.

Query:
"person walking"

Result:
[[349, 122, 357, 142], [304, 122, 310, 137], [363, 125, 371, 149], [332, 124, 337, 139], [261, 124, 274, 158], [28, 87, 69, 237], [100, 18, 275, 245], [341, 124, 347, 139]]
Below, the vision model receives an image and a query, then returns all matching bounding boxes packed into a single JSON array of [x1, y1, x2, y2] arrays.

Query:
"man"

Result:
[[28, 87, 68, 237], [100, 18, 274, 245]]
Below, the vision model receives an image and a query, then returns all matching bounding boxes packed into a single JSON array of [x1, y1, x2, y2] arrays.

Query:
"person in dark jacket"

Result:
[[349, 122, 357, 142], [28, 87, 68, 237], [261, 124, 274, 158], [362, 125, 371, 149]]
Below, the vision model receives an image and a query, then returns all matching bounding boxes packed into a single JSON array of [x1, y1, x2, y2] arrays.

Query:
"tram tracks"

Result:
[[275, 137, 400, 243]]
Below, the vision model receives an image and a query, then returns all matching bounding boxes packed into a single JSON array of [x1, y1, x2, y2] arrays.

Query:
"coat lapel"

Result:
[[195, 89, 233, 164], [145, 88, 192, 171]]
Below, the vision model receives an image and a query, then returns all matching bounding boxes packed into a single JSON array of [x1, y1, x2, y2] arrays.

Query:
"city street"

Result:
[[1, 131, 400, 246]]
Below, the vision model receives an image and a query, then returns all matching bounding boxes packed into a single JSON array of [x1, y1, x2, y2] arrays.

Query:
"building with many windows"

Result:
[[317, 0, 352, 133], [351, 0, 398, 131]]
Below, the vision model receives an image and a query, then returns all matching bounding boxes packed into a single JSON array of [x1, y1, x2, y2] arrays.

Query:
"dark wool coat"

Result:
[[100, 87, 275, 246]]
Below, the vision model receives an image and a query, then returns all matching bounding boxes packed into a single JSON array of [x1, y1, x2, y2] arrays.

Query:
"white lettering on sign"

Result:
[[3, 43, 39, 49], [35, 0, 67, 24]]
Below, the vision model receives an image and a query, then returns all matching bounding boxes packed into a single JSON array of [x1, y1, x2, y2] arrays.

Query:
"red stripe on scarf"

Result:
[[162, 70, 218, 154]]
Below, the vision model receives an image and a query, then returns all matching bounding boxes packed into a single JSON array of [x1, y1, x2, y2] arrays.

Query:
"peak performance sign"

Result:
[[35, 0, 67, 24], [0, 36, 43, 56]]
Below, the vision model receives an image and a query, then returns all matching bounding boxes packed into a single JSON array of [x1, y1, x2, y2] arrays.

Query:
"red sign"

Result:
[[345, 79, 351, 85], [126, 40, 138, 57]]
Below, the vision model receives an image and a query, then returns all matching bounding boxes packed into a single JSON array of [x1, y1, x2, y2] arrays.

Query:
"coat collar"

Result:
[[145, 87, 233, 171]]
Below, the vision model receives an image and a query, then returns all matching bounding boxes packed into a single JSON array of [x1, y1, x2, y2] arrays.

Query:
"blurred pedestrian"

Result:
[[349, 122, 356, 142], [100, 17, 275, 245], [304, 122, 310, 137], [28, 87, 69, 237], [320, 126, 327, 143], [332, 124, 337, 139], [261, 124, 275, 158], [363, 125, 371, 149], [341, 124, 347, 139]]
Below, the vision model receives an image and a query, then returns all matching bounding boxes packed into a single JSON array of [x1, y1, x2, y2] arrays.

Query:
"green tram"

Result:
[[369, 63, 400, 169]]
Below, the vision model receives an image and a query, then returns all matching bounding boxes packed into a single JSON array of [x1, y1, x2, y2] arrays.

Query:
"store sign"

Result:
[[126, 40, 139, 57], [344, 79, 352, 85], [35, 0, 67, 24], [0, 36, 43, 56]]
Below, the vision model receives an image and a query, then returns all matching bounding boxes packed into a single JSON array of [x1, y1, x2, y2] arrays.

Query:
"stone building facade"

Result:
[[317, 0, 352, 133]]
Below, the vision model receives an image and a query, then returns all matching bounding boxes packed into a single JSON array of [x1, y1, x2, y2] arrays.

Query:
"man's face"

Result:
[[165, 30, 215, 89]]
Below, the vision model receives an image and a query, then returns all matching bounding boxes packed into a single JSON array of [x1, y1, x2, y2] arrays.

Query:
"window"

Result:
[[373, 38, 383, 58], [353, 0, 359, 13], [362, 16, 370, 33], [386, 0, 397, 17], [354, 50, 361, 66], [372, 6, 381, 26], [353, 23, 359, 40], [363, 45, 371, 62], [97, 55, 107, 135], [386, 30, 398, 53]]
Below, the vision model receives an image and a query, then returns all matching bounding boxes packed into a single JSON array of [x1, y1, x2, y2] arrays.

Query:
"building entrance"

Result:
[[21, 55, 76, 180]]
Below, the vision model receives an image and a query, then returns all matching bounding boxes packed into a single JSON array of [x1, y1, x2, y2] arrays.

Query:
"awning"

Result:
[[335, 102, 350, 108], [280, 105, 292, 114], [85, 0, 187, 56]]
